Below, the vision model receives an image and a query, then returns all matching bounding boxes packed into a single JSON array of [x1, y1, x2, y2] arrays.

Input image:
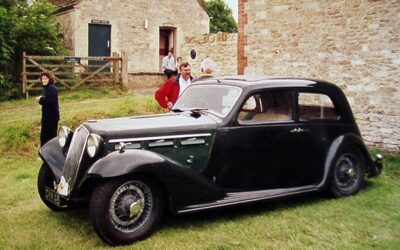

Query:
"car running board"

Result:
[[177, 185, 318, 214]]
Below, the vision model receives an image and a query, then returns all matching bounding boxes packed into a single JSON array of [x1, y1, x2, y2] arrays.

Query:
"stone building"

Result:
[[49, 0, 210, 73], [238, 0, 400, 151]]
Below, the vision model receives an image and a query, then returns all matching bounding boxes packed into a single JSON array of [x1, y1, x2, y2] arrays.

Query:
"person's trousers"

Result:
[[40, 120, 58, 146]]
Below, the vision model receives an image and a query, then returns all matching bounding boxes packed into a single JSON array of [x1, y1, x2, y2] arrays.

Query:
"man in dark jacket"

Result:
[[36, 72, 60, 146]]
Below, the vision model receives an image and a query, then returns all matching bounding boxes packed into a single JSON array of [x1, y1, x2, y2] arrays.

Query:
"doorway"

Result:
[[89, 23, 111, 71], [159, 28, 176, 71]]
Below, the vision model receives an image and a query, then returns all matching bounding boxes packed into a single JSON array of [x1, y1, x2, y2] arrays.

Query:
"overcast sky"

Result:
[[224, 0, 238, 22]]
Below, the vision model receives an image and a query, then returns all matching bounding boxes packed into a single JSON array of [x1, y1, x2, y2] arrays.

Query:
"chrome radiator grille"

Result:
[[63, 126, 89, 192]]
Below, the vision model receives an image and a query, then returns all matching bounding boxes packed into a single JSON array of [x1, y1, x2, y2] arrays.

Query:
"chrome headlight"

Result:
[[58, 126, 72, 148], [86, 134, 103, 158]]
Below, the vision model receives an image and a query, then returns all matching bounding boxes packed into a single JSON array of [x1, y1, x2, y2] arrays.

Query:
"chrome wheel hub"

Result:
[[130, 199, 144, 218], [346, 168, 356, 178], [335, 154, 359, 191]]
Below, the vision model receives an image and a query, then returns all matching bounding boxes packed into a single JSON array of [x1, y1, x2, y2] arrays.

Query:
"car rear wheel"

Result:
[[37, 164, 65, 211], [330, 147, 365, 197], [89, 177, 165, 246]]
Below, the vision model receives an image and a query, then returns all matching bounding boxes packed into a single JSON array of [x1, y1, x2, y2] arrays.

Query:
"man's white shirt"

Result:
[[162, 56, 175, 70], [179, 76, 191, 96]]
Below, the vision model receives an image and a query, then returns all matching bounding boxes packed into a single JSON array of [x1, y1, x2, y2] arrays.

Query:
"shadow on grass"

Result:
[[162, 192, 325, 230], [363, 178, 379, 191], [162, 178, 381, 231], [39, 193, 325, 243]]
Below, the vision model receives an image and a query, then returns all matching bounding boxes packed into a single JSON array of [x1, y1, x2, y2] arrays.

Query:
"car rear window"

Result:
[[298, 93, 338, 120]]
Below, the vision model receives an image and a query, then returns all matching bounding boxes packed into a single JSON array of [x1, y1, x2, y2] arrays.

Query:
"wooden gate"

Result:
[[22, 52, 128, 98]]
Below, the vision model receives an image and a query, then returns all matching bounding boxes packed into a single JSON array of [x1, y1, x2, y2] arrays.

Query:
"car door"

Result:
[[207, 90, 301, 191], [289, 91, 348, 186]]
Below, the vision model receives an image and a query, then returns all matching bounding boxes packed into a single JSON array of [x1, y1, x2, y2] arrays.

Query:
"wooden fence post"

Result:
[[22, 52, 28, 98], [112, 52, 120, 86], [121, 50, 128, 87]]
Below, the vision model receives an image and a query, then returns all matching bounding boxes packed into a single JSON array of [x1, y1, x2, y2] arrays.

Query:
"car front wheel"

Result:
[[330, 147, 365, 197], [89, 177, 165, 246]]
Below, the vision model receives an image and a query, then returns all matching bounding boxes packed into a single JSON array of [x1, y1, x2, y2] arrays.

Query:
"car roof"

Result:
[[188, 76, 355, 124], [192, 76, 337, 90]]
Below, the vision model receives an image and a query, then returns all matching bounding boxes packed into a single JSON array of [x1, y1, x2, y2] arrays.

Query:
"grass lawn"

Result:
[[0, 88, 399, 249]]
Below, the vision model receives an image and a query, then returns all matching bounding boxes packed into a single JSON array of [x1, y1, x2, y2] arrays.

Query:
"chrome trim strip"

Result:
[[109, 133, 212, 143], [149, 141, 174, 147], [114, 142, 141, 151], [181, 139, 206, 146]]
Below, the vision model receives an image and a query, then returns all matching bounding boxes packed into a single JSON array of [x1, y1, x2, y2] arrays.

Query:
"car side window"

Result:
[[238, 91, 293, 124], [298, 93, 338, 120], [238, 95, 259, 122]]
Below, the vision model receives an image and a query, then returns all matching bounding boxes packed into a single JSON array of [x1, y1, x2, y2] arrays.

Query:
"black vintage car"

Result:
[[38, 76, 383, 245]]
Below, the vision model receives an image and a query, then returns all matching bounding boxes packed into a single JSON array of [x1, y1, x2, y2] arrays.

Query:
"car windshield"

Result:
[[173, 85, 242, 117]]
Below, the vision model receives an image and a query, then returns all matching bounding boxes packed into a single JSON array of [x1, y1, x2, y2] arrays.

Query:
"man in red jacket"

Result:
[[155, 62, 193, 110]]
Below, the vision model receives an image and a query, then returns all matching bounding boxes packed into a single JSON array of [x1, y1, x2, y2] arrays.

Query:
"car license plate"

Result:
[[45, 187, 63, 207]]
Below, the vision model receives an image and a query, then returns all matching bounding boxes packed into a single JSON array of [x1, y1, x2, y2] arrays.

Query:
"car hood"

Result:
[[82, 112, 218, 140]]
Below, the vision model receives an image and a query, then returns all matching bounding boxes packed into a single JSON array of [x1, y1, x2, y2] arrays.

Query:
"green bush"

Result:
[[0, 73, 21, 101], [0, 6, 15, 67], [0, 1, 64, 101]]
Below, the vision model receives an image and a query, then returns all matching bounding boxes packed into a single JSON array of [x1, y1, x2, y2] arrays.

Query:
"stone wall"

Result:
[[239, 0, 400, 151], [181, 33, 237, 77], [55, 10, 74, 53], [127, 73, 165, 91]]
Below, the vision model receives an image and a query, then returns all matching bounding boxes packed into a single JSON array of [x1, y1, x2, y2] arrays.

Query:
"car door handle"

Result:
[[186, 155, 194, 165], [290, 128, 308, 133]]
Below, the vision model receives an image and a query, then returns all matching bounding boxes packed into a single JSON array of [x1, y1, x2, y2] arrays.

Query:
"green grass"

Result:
[[0, 89, 399, 249]]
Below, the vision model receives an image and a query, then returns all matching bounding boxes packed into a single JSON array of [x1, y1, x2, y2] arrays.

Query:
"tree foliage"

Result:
[[0, 0, 27, 9], [204, 0, 237, 33], [0, 0, 64, 100], [0, 7, 15, 70]]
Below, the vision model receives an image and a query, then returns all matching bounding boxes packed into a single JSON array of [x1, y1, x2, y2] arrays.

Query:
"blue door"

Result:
[[88, 24, 111, 71]]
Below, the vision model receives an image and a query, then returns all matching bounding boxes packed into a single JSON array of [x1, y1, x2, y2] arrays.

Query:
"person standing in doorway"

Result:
[[36, 72, 60, 146], [162, 50, 178, 79], [155, 62, 193, 110]]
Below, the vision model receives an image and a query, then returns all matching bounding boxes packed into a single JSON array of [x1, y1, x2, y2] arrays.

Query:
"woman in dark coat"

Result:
[[36, 72, 60, 146]]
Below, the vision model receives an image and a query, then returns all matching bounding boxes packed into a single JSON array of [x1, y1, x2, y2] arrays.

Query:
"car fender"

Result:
[[38, 137, 65, 182], [319, 133, 369, 189], [86, 149, 225, 211], [87, 149, 166, 178]]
